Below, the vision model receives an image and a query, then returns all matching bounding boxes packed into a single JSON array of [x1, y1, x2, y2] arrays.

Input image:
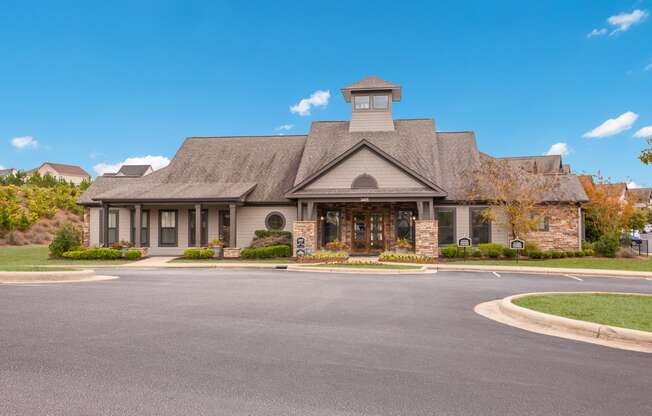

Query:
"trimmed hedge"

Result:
[[183, 248, 215, 259], [254, 230, 292, 239], [124, 249, 143, 260], [62, 248, 122, 260], [298, 249, 349, 263], [240, 244, 290, 259]]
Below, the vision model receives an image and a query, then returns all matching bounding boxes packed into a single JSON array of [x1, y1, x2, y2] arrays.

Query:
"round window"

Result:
[[265, 212, 286, 231]]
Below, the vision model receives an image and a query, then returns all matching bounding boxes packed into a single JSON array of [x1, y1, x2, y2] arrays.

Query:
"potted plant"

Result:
[[394, 238, 412, 254], [208, 239, 224, 258], [111, 240, 133, 256]]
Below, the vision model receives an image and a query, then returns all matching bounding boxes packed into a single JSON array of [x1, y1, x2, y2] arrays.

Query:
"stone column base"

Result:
[[293, 221, 318, 257], [415, 219, 438, 257], [223, 248, 241, 258]]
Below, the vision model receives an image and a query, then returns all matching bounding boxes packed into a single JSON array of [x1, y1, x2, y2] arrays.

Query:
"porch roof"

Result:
[[287, 187, 442, 199], [90, 182, 256, 203]]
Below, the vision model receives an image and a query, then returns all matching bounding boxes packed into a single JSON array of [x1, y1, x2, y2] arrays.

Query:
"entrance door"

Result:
[[351, 211, 386, 255]]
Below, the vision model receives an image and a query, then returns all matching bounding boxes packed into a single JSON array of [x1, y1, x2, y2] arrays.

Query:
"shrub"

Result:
[[49, 222, 81, 258], [254, 229, 292, 239], [298, 249, 348, 263], [565, 251, 576, 258], [542, 251, 553, 259], [574, 250, 585, 257], [378, 251, 438, 264], [441, 244, 459, 258], [524, 241, 540, 257], [528, 250, 543, 259], [550, 251, 562, 259], [470, 248, 483, 257], [478, 243, 505, 258], [124, 249, 143, 260], [502, 247, 517, 258], [324, 239, 348, 252], [594, 233, 619, 258], [394, 238, 413, 250], [582, 248, 595, 256], [241, 244, 290, 259], [208, 239, 224, 247], [62, 247, 121, 260], [183, 248, 215, 259]]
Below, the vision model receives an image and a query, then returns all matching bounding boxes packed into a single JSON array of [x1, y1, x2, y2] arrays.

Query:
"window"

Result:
[[351, 174, 378, 189], [372, 95, 389, 109], [395, 210, 415, 243], [265, 212, 286, 231], [188, 209, 208, 247], [322, 210, 341, 244], [130, 209, 149, 246], [532, 214, 549, 232], [219, 210, 230, 247], [470, 208, 491, 245], [436, 208, 456, 245], [107, 209, 119, 245], [159, 210, 178, 247], [354, 95, 370, 110]]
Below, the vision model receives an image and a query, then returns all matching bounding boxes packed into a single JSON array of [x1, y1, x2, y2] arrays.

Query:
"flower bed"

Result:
[[378, 251, 438, 264]]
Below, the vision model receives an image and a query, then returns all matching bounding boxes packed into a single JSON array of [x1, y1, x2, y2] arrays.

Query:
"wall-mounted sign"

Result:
[[457, 237, 472, 247], [509, 239, 525, 250]]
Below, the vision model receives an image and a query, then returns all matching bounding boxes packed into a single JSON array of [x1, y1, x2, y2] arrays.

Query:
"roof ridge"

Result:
[[186, 134, 307, 139]]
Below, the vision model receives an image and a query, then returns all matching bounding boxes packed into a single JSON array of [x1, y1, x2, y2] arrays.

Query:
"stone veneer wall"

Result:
[[524, 205, 581, 251], [82, 207, 91, 247], [223, 248, 241, 258], [415, 219, 438, 257], [293, 221, 318, 256]]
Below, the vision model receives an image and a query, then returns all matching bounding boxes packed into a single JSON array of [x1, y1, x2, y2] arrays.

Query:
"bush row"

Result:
[[183, 248, 215, 259], [241, 244, 291, 259], [62, 248, 122, 260], [378, 251, 438, 264], [254, 230, 292, 239], [297, 249, 349, 263], [441, 243, 516, 259], [528, 249, 594, 259]]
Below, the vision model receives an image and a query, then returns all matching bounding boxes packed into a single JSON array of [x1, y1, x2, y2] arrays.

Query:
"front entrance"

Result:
[[351, 210, 387, 255]]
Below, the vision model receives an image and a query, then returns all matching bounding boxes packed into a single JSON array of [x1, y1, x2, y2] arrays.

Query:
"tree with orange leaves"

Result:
[[578, 175, 634, 241]]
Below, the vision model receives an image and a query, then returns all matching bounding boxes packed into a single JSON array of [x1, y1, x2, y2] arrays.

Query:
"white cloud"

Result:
[[583, 111, 639, 138], [645, 63, 652, 71], [290, 90, 330, 116], [587, 28, 608, 38], [93, 155, 170, 175], [11, 136, 38, 149], [634, 125, 652, 138], [545, 142, 571, 156], [627, 181, 640, 189], [275, 124, 294, 131], [607, 9, 648, 34]]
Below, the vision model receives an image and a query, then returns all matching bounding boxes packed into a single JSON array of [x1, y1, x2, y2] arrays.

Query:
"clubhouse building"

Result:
[[78, 77, 588, 256]]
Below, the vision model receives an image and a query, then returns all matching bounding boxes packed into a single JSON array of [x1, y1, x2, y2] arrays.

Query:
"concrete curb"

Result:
[[287, 265, 434, 275], [0, 269, 119, 284], [437, 264, 652, 279], [480, 292, 652, 353]]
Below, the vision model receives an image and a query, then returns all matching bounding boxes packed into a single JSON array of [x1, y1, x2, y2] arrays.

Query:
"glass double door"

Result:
[[352, 210, 386, 255]]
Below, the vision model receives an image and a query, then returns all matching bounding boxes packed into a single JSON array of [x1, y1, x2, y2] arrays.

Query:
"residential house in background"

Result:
[[630, 188, 652, 209], [103, 165, 153, 177], [78, 76, 588, 256], [29, 162, 90, 185], [0, 168, 17, 178]]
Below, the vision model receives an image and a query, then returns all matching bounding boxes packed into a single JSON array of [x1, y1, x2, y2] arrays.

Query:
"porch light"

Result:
[[320, 216, 325, 220]]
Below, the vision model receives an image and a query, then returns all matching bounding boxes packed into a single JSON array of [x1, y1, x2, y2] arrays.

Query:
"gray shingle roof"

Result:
[[340, 76, 402, 101], [116, 165, 152, 177], [84, 135, 306, 203], [38, 162, 90, 177], [499, 155, 563, 174], [630, 187, 652, 203]]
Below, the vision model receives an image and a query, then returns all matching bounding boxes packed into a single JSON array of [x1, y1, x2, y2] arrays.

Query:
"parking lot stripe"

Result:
[[564, 274, 583, 281], [492, 272, 501, 278]]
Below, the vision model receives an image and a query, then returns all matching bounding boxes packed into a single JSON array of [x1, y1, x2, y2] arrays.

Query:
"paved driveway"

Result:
[[1, 269, 651, 415]]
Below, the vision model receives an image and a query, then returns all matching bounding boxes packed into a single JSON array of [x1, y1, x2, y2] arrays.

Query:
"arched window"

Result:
[[265, 212, 286, 231], [351, 174, 378, 189]]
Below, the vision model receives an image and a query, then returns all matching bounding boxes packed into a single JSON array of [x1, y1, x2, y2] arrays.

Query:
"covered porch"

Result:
[[294, 198, 439, 257]]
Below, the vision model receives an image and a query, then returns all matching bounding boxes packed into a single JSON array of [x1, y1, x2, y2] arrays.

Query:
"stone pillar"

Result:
[[134, 204, 142, 248], [415, 219, 438, 257], [82, 207, 91, 247], [292, 220, 318, 257]]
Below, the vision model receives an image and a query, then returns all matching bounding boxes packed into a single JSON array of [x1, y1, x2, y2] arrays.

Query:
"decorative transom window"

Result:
[[265, 212, 286, 231], [351, 174, 378, 189]]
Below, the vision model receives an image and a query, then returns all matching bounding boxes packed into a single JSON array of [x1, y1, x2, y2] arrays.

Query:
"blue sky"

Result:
[[1, 1, 651, 186]]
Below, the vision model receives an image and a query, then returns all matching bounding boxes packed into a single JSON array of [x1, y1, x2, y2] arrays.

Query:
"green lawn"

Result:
[[513, 293, 652, 332], [171, 258, 293, 264], [0, 245, 130, 271], [307, 263, 422, 270], [445, 257, 652, 272]]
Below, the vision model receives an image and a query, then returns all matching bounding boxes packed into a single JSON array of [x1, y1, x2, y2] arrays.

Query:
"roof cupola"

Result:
[[340, 76, 401, 132]]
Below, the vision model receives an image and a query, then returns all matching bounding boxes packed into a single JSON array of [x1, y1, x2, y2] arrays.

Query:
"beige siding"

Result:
[[491, 208, 510, 245], [89, 207, 101, 246], [306, 147, 424, 190], [37, 165, 87, 185], [349, 111, 394, 132], [117, 208, 130, 243], [455, 206, 470, 241], [236, 206, 296, 248]]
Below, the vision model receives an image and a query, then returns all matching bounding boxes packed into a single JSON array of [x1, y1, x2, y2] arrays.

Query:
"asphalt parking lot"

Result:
[[1, 269, 651, 416]]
